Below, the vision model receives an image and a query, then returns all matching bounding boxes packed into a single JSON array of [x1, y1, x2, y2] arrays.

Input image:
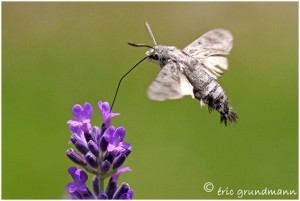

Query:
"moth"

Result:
[[128, 22, 238, 125]]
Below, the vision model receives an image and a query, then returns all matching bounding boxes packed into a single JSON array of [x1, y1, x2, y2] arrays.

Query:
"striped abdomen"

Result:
[[193, 80, 238, 126]]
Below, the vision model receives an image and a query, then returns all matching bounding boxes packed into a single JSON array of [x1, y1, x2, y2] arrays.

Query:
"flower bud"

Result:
[[112, 153, 126, 169], [92, 176, 99, 196], [99, 136, 108, 152], [105, 178, 117, 199], [124, 147, 132, 157], [88, 140, 99, 157], [98, 192, 108, 199], [66, 148, 86, 166], [85, 152, 98, 169], [100, 160, 111, 173], [75, 141, 89, 155], [119, 189, 134, 199], [84, 132, 94, 143], [70, 136, 77, 144], [104, 152, 114, 163], [113, 182, 130, 199], [91, 126, 101, 141]]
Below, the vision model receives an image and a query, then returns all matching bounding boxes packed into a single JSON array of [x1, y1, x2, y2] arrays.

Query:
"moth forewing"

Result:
[[183, 29, 233, 57], [183, 29, 233, 79]]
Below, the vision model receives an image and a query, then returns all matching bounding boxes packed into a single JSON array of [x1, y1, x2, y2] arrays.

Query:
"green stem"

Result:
[[99, 177, 104, 193]]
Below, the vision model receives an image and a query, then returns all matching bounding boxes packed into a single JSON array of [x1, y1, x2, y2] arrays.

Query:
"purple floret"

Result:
[[66, 167, 88, 193], [98, 101, 119, 128], [68, 102, 93, 133], [103, 126, 131, 154]]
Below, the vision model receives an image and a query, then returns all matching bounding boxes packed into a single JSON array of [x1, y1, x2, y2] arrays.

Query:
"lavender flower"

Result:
[[98, 101, 119, 130], [104, 126, 131, 154], [66, 167, 88, 193], [66, 167, 94, 199], [67, 103, 93, 133], [66, 101, 133, 199]]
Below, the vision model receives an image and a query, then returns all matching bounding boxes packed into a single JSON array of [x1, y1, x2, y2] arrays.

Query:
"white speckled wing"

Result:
[[183, 29, 233, 79], [148, 61, 194, 101]]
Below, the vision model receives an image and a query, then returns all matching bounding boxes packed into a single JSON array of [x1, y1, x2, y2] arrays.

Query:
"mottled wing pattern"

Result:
[[147, 61, 194, 101], [183, 29, 233, 57], [183, 29, 233, 79]]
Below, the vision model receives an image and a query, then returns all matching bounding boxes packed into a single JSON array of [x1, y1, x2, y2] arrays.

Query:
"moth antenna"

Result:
[[110, 56, 148, 112], [128, 42, 153, 49], [145, 22, 157, 46]]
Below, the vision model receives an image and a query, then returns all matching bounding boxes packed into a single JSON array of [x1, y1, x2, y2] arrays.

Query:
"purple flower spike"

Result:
[[98, 101, 119, 128], [66, 167, 88, 193], [68, 103, 93, 133], [112, 167, 131, 182], [66, 101, 133, 199], [104, 126, 131, 154]]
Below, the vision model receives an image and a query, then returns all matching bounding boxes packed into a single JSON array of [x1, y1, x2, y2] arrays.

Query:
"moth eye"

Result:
[[153, 54, 159, 60]]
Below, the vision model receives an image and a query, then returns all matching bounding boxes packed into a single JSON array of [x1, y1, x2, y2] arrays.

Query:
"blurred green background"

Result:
[[2, 2, 298, 199]]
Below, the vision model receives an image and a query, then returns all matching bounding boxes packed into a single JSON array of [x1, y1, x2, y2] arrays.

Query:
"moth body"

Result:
[[130, 23, 238, 125]]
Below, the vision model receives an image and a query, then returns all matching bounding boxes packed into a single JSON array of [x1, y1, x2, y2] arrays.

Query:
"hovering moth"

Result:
[[128, 23, 238, 125]]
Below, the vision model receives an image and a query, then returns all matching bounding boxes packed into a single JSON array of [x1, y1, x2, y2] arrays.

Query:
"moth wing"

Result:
[[183, 29, 233, 79], [147, 62, 194, 101], [183, 29, 233, 57]]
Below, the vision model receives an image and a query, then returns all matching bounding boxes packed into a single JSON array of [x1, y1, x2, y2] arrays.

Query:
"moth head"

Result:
[[145, 46, 165, 65], [128, 22, 167, 65]]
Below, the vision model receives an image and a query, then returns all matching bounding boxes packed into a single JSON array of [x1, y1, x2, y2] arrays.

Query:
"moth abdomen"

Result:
[[220, 109, 238, 126], [195, 81, 238, 126]]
